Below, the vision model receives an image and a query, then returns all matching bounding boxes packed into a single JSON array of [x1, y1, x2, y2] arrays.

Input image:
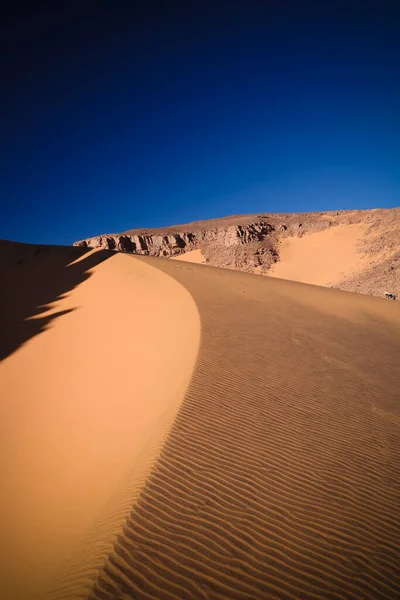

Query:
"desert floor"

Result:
[[1, 240, 400, 599]]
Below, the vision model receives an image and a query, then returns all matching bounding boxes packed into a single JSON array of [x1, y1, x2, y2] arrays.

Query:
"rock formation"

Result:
[[74, 214, 338, 272], [74, 208, 400, 295]]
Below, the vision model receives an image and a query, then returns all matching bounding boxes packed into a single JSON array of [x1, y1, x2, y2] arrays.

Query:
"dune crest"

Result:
[[88, 257, 400, 600], [1, 242, 400, 599], [0, 246, 200, 599]]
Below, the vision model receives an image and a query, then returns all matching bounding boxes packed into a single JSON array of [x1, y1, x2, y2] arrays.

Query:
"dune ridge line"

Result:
[[87, 256, 400, 600], [0, 247, 200, 600]]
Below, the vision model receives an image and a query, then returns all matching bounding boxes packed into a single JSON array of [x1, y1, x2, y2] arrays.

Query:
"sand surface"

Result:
[[269, 223, 369, 287], [1, 241, 400, 599], [0, 242, 199, 599], [171, 248, 206, 264]]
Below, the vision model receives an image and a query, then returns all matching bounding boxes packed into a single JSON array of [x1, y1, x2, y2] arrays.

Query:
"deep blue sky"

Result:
[[1, 0, 399, 245]]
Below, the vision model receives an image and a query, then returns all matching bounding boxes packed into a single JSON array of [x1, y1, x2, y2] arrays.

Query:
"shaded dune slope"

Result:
[[89, 258, 400, 600], [0, 240, 111, 361], [0, 244, 200, 600]]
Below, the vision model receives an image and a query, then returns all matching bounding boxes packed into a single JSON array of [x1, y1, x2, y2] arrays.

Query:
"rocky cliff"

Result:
[[74, 208, 400, 294], [74, 212, 351, 272], [74, 221, 279, 273]]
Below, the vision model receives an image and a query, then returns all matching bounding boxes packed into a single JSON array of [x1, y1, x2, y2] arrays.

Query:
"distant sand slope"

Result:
[[0, 242, 199, 600], [269, 223, 370, 287], [88, 257, 400, 600], [171, 248, 206, 264]]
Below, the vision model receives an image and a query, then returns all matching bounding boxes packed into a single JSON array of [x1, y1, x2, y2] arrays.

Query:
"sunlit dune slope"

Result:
[[1, 240, 400, 599], [171, 248, 206, 264], [0, 241, 200, 600], [89, 255, 400, 600], [268, 223, 370, 286]]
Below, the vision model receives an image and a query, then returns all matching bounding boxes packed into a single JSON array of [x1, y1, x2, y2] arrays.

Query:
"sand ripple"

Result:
[[88, 259, 400, 600]]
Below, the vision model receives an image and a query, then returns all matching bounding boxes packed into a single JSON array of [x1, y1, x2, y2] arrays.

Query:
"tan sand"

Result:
[[269, 223, 370, 287], [0, 242, 199, 599], [1, 241, 400, 599], [171, 248, 206, 264], [91, 257, 400, 600]]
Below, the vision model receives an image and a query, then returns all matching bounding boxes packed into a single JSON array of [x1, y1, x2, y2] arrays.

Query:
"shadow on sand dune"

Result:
[[0, 241, 111, 362]]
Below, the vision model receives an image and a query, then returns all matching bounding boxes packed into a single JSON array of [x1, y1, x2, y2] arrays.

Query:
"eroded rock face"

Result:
[[73, 214, 350, 271], [73, 208, 400, 296], [74, 222, 277, 259], [75, 233, 190, 256]]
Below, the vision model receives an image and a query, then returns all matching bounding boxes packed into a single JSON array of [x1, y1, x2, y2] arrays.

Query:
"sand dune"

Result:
[[269, 223, 370, 287], [1, 242, 400, 599], [0, 242, 199, 599], [171, 248, 206, 264]]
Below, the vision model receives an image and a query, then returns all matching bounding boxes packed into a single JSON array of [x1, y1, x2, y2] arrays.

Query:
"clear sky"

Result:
[[1, 0, 399, 245]]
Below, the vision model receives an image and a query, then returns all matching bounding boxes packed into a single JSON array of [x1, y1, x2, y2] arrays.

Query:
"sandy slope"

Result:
[[171, 248, 206, 264], [0, 242, 199, 599], [89, 258, 400, 600], [269, 223, 370, 287], [1, 242, 400, 599]]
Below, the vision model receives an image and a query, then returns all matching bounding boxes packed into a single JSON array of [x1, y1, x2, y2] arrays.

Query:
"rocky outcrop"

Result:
[[75, 213, 347, 279], [75, 232, 192, 256], [74, 211, 349, 275], [74, 208, 400, 295], [74, 221, 277, 260]]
